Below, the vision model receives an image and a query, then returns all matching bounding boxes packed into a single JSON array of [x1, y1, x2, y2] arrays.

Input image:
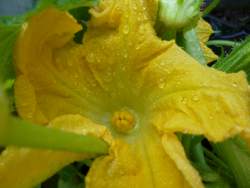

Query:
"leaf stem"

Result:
[[203, 0, 221, 16], [0, 117, 109, 155], [213, 138, 250, 188], [207, 40, 241, 47]]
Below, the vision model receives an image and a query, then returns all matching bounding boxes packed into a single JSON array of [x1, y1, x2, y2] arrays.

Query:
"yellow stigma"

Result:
[[111, 111, 135, 134]]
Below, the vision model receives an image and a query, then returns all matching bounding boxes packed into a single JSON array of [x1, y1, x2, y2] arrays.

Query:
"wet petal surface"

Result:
[[10, 0, 250, 188]]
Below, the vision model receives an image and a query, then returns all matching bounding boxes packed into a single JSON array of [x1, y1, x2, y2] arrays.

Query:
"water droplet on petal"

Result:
[[181, 97, 188, 104], [123, 53, 128, 59], [159, 83, 165, 89], [232, 82, 238, 88], [192, 95, 199, 102], [158, 78, 166, 89], [209, 115, 214, 120], [123, 25, 129, 35]]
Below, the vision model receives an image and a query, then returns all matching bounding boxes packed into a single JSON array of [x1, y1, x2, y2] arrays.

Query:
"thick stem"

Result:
[[0, 117, 108, 154], [177, 28, 207, 65]]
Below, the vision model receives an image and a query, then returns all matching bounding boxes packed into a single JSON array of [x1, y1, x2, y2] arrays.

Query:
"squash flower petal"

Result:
[[0, 0, 248, 188], [196, 19, 218, 63], [86, 128, 198, 188]]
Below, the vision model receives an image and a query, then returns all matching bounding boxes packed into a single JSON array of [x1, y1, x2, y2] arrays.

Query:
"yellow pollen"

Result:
[[111, 111, 135, 134]]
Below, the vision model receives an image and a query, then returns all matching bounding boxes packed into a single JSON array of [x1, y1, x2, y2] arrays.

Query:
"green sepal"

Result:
[[158, 0, 202, 30]]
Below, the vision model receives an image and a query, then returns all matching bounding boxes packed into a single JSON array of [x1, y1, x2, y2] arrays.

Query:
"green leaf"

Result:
[[59, 165, 83, 181], [58, 164, 85, 188], [58, 178, 84, 188], [213, 37, 250, 81], [69, 7, 91, 44], [213, 138, 250, 188], [36, 0, 99, 11], [0, 16, 24, 81]]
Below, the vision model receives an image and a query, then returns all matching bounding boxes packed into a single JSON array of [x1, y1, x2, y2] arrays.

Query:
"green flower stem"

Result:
[[212, 138, 250, 188], [203, 0, 221, 16], [177, 28, 207, 65], [0, 116, 109, 155], [207, 40, 241, 47]]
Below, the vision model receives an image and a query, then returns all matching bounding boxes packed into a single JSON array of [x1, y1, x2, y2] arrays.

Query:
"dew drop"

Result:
[[123, 25, 129, 35], [158, 78, 166, 89], [132, 5, 137, 11], [159, 83, 165, 89], [192, 95, 199, 102], [181, 97, 188, 104], [137, 16, 142, 22], [232, 82, 238, 88], [123, 53, 128, 59]]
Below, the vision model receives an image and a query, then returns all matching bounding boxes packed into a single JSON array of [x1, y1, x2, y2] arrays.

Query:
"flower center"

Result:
[[111, 111, 135, 134]]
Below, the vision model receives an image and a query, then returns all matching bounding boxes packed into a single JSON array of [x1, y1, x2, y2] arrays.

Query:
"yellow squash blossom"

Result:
[[0, 0, 250, 188]]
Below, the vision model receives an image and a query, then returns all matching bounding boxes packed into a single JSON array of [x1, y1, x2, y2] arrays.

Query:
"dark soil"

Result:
[[206, 9, 250, 41]]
